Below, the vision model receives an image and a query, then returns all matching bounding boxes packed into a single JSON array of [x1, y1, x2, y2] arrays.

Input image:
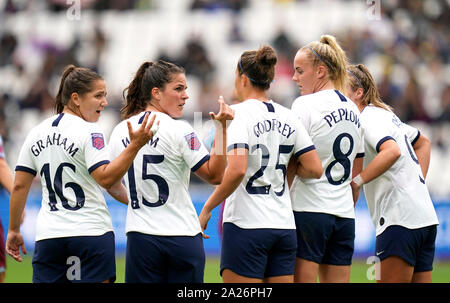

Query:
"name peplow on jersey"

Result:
[[31, 132, 79, 157], [253, 118, 295, 138], [323, 107, 360, 128]]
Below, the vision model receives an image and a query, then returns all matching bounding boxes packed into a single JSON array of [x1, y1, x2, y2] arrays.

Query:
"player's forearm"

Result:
[[360, 146, 400, 184], [95, 142, 141, 188], [0, 160, 14, 194], [9, 187, 30, 232], [207, 124, 228, 184], [107, 181, 129, 205], [413, 135, 431, 179], [203, 169, 244, 213]]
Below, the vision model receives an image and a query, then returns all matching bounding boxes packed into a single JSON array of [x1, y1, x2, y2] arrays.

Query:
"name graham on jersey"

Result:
[[253, 119, 295, 138], [323, 108, 360, 128], [31, 133, 79, 157]]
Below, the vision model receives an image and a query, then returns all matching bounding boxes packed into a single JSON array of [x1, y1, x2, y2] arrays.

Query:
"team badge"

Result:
[[184, 132, 201, 151], [91, 133, 105, 150]]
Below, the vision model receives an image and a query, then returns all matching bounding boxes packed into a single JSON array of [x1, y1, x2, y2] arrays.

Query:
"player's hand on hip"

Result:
[[127, 112, 158, 148], [209, 95, 234, 128], [198, 210, 211, 239], [6, 231, 27, 262]]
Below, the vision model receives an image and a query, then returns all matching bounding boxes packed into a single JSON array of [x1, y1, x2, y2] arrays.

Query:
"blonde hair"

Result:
[[347, 64, 393, 112], [302, 34, 348, 92]]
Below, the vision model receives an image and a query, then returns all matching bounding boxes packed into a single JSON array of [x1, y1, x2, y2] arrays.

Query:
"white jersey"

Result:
[[223, 99, 315, 229], [290, 89, 363, 218], [108, 111, 209, 236], [16, 113, 113, 241], [360, 105, 439, 236]]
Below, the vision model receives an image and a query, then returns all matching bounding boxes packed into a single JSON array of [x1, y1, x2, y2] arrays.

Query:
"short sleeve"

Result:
[[403, 122, 421, 146], [226, 109, 250, 152], [291, 97, 312, 133], [84, 124, 111, 174], [361, 112, 395, 153], [356, 133, 365, 158], [15, 131, 38, 176], [178, 121, 210, 172], [292, 116, 315, 158]]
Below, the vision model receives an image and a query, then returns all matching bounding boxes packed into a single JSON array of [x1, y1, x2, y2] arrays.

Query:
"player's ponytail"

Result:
[[347, 64, 393, 112], [237, 45, 277, 90], [121, 60, 185, 119], [121, 61, 153, 119], [54, 65, 102, 114], [304, 34, 349, 92]]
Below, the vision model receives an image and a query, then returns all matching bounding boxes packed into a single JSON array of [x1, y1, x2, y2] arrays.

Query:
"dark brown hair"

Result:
[[347, 64, 392, 111], [237, 45, 277, 90], [55, 65, 103, 114], [121, 60, 185, 119]]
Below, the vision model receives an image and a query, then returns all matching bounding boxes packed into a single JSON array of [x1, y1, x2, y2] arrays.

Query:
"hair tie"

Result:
[[307, 46, 326, 65], [347, 69, 363, 89]]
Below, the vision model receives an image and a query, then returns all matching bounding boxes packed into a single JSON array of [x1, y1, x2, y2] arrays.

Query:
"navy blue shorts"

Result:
[[220, 222, 297, 279], [125, 232, 205, 283], [32, 231, 116, 283], [294, 211, 355, 265], [375, 225, 437, 272]]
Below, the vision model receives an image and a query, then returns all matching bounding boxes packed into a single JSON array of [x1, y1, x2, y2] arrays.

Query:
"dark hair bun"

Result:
[[255, 45, 277, 66]]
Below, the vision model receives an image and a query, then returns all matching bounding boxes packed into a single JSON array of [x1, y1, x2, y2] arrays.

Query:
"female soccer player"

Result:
[[6, 65, 156, 283], [0, 135, 14, 283], [199, 45, 322, 283], [108, 60, 234, 283], [289, 35, 363, 283], [346, 63, 439, 283]]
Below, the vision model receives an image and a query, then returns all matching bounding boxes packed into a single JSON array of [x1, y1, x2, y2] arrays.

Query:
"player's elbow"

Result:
[[208, 172, 224, 185], [312, 166, 323, 179]]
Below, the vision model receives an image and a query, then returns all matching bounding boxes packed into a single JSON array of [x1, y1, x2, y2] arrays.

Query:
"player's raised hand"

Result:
[[6, 231, 27, 262], [127, 112, 159, 149], [209, 95, 234, 128]]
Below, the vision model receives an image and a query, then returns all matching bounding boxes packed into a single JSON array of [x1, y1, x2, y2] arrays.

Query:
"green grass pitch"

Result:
[[3, 256, 450, 283]]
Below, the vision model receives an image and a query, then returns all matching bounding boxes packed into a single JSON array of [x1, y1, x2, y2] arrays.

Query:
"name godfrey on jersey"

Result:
[[31, 132, 79, 157], [253, 118, 295, 138]]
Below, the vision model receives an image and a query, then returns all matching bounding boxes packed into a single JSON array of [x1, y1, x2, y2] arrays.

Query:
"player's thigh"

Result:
[[378, 256, 414, 283], [67, 231, 116, 283], [167, 233, 205, 283], [412, 271, 432, 283], [318, 264, 351, 283], [32, 238, 69, 283], [125, 232, 167, 283], [265, 228, 296, 280], [414, 225, 437, 276], [220, 223, 270, 280], [294, 258, 319, 283], [293, 211, 334, 264]]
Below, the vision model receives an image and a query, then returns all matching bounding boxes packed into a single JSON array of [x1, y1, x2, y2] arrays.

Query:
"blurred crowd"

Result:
[[0, 0, 449, 148]]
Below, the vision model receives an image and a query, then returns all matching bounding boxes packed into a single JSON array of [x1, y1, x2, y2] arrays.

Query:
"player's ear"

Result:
[[151, 87, 161, 101], [241, 73, 248, 87], [356, 87, 364, 99], [71, 92, 81, 107], [316, 64, 327, 79]]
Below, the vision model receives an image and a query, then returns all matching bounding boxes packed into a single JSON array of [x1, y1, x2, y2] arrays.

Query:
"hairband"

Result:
[[238, 59, 271, 86], [307, 46, 327, 65], [347, 69, 363, 88]]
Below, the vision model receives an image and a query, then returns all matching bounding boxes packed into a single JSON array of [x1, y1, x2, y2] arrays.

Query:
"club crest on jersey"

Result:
[[91, 133, 105, 150], [184, 132, 201, 151]]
